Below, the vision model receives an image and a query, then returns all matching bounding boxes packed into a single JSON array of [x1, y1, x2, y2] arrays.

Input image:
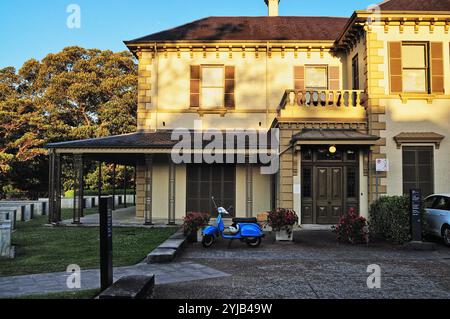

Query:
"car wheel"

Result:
[[246, 237, 262, 248], [202, 235, 215, 248], [443, 226, 450, 247]]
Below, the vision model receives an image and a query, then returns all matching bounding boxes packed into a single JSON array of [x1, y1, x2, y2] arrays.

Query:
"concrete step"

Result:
[[146, 229, 186, 264]]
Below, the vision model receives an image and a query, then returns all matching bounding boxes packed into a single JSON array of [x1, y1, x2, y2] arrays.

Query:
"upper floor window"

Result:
[[352, 55, 359, 90], [402, 43, 429, 93], [190, 65, 235, 109], [305, 66, 328, 90], [201, 66, 224, 108], [389, 41, 444, 95]]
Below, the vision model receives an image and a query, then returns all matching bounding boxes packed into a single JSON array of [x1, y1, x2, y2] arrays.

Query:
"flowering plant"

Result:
[[267, 208, 299, 232], [332, 208, 369, 244], [183, 212, 210, 236]]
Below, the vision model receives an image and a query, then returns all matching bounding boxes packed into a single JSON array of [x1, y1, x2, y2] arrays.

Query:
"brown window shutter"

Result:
[[294, 66, 305, 90], [389, 42, 403, 93], [190, 65, 200, 107], [225, 66, 235, 108], [431, 42, 444, 94], [328, 66, 340, 90]]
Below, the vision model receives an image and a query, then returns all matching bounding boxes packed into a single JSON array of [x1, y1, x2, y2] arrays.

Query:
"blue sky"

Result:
[[0, 0, 378, 69]]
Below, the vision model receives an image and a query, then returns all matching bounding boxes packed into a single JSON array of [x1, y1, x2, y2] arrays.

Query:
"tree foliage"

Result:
[[0, 46, 137, 198]]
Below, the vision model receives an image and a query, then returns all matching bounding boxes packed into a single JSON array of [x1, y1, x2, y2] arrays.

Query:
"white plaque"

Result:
[[376, 159, 389, 172]]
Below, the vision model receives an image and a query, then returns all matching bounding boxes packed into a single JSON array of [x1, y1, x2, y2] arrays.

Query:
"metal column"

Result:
[[48, 151, 61, 223], [144, 155, 154, 225], [73, 155, 84, 224], [168, 160, 176, 225], [112, 164, 116, 211], [98, 161, 102, 213], [246, 164, 253, 217]]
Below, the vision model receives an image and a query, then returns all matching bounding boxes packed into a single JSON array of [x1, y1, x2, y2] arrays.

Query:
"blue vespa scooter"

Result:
[[202, 197, 264, 248]]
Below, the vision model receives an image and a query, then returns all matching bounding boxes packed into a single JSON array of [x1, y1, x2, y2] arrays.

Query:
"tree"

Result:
[[0, 47, 138, 198]]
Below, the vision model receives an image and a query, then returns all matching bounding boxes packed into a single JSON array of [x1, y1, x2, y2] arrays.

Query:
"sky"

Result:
[[0, 0, 379, 70]]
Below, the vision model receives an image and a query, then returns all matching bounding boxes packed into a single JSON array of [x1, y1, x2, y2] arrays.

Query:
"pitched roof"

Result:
[[125, 16, 349, 43], [377, 0, 450, 11], [46, 130, 275, 150], [291, 130, 380, 142], [46, 132, 176, 149]]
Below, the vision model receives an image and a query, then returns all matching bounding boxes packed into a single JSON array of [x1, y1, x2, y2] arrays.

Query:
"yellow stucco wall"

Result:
[[139, 47, 344, 131], [371, 23, 450, 195]]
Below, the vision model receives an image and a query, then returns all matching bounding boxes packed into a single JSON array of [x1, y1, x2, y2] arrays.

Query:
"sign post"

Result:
[[410, 189, 422, 242], [375, 159, 389, 199], [99, 197, 113, 291]]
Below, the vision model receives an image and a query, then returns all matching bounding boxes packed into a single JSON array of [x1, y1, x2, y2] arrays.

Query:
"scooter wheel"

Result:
[[202, 235, 215, 248], [246, 237, 262, 248]]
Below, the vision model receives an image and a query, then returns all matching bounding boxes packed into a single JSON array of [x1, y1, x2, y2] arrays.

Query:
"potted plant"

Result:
[[267, 208, 299, 241], [183, 212, 210, 243], [332, 208, 369, 244]]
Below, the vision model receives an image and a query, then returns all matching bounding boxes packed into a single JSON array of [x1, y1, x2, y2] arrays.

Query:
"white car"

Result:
[[424, 194, 450, 246]]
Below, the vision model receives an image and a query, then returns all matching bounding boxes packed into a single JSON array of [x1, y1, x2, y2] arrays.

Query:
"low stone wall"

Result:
[[39, 195, 135, 210], [0, 217, 13, 258]]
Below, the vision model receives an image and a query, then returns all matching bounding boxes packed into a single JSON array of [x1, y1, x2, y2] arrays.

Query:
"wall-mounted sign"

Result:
[[376, 159, 389, 172]]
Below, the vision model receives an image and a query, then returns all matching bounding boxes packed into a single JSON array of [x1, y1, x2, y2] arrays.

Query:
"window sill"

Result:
[[193, 107, 229, 117], [398, 93, 437, 104]]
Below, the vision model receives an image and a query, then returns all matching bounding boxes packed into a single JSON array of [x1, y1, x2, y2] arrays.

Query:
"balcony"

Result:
[[277, 90, 367, 120]]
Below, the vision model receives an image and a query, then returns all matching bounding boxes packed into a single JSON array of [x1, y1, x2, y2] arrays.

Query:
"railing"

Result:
[[277, 89, 367, 119]]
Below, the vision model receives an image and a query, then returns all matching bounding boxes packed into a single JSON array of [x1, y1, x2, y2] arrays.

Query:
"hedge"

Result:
[[369, 195, 426, 244]]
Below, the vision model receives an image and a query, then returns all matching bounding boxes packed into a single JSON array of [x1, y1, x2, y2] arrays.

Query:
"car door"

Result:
[[429, 196, 448, 236], [435, 197, 450, 237], [425, 196, 439, 235]]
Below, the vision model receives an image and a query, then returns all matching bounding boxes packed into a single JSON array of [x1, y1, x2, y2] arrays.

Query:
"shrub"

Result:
[[333, 208, 369, 244], [369, 195, 426, 244], [182, 212, 211, 237], [267, 208, 299, 232]]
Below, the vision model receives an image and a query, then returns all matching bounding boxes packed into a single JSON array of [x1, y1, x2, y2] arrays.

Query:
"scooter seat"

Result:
[[232, 218, 258, 224]]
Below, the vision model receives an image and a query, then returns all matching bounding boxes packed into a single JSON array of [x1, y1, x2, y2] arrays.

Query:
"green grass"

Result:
[[0, 214, 177, 277], [17, 289, 101, 300]]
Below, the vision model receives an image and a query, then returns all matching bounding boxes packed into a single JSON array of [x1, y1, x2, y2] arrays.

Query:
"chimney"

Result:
[[265, 0, 280, 17]]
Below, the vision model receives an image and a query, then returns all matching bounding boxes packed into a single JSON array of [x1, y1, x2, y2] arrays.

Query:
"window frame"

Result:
[[352, 54, 359, 90], [200, 64, 225, 109], [304, 65, 329, 91], [401, 42, 430, 94], [402, 146, 435, 197]]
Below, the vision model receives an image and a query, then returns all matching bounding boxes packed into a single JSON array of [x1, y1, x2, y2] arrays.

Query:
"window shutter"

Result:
[[431, 42, 444, 94], [225, 66, 235, 108], [190, 65, 200, 107], [328, 66, 340, 90], [389, 42, 403, 93], [294, 66, 305, 90]]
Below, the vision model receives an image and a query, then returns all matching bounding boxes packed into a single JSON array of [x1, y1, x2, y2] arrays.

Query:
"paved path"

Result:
[[0, 261, 230, 298], [61, 207, 183, 227], [154, 231, 450, 299]]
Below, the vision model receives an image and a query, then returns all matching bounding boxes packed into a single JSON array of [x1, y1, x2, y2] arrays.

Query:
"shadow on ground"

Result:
[[153, 231, 450, 299]]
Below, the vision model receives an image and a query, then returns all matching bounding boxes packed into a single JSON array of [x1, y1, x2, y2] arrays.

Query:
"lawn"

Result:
[[16, 289, 101, 300], [0, 213, 177, 277]]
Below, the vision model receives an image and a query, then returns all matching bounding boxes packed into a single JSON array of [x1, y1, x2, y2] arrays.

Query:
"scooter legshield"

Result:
[[240, 223, 263, 237], [203, 226, 218, 236]]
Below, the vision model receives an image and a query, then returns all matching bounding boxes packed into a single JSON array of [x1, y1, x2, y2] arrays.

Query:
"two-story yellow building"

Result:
[[47, 0, 450, 226]]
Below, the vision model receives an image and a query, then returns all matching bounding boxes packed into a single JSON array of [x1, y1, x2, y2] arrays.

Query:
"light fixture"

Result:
[[329, 145, 337, 154]]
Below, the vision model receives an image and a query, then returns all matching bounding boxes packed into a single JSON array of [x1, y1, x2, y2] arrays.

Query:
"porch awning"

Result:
[[46, 130, 275, 154], [291, 129, 379, 145]]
